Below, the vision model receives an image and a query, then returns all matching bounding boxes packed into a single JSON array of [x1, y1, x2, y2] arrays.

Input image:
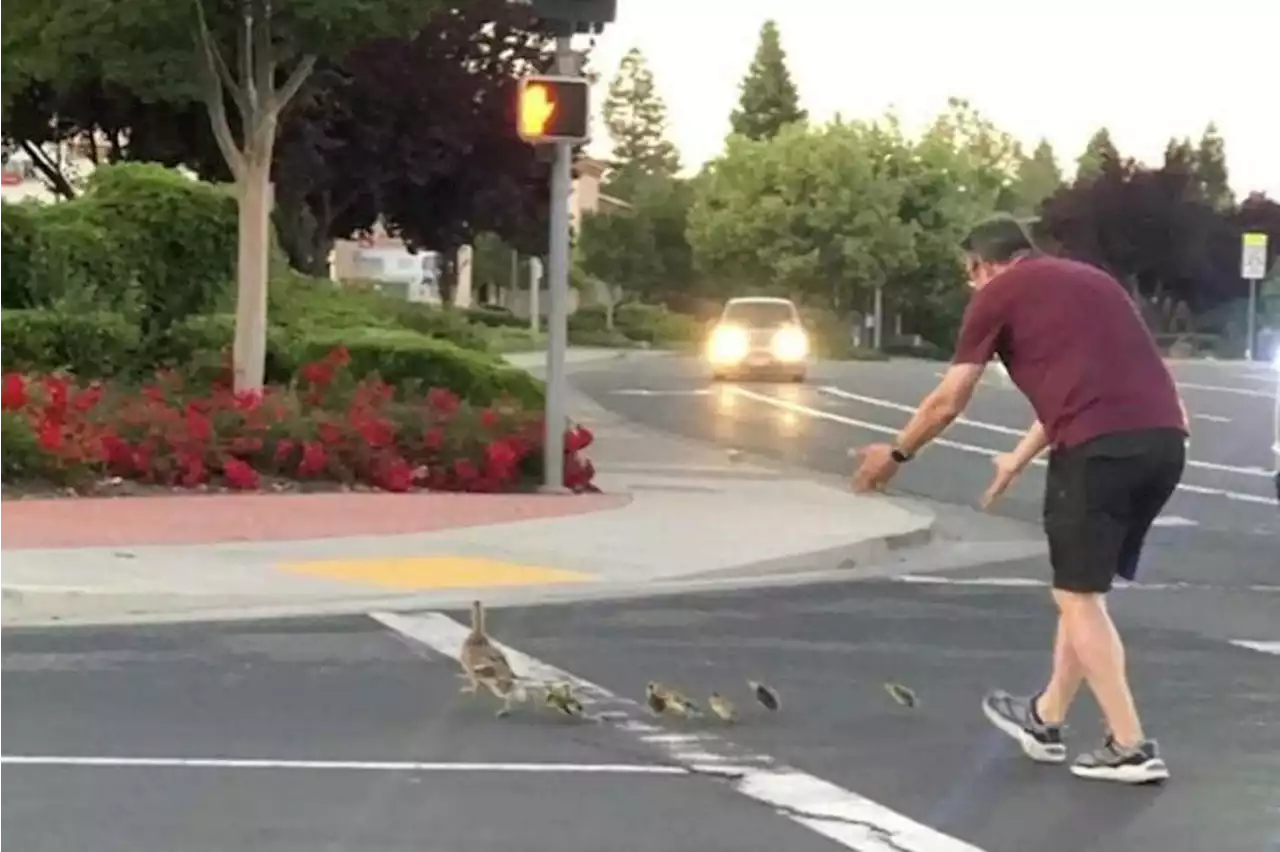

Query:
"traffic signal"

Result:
[[516, 75, 589, 144], [530, 0, 617, 33]]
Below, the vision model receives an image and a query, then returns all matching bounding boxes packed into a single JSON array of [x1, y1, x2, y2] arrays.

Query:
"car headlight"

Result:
[[708, 324, 749, 364], [772, 326, 809, 362]]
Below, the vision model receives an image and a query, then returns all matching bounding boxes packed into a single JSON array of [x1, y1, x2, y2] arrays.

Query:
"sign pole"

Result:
[[1241, 232, 1268, 362], [542, 34, 575, 492]]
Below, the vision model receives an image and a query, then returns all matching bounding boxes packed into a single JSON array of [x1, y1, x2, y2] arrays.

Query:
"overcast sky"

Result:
[[584, 0, 1279, 199]]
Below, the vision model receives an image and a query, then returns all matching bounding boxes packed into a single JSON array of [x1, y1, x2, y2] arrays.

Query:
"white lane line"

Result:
[[1193, 414, 1232, 423], [0, 755, 686, 774], [818, 386, 1273, 479], [373, 611, 986, 852], [1151, 515, 1199, 528], [1176, 381, 1274, 399], [612, 389, 712, 397], [894, 575, 1280, 593], [1228, 640, 1280, 656], [731, 387, 1277, 506]]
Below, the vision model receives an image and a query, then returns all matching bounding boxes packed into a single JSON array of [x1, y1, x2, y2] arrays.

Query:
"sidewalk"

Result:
[[1, 349, 935, 627]]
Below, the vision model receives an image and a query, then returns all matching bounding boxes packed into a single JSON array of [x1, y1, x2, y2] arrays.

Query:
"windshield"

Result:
[[723, 301, 796, 328]]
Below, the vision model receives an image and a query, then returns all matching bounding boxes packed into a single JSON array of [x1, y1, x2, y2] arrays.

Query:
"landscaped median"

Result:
[[1, 345, 597, 496]]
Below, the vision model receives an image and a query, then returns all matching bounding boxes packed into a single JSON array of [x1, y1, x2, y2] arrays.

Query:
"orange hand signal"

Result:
[[519, 83, 557, 138]]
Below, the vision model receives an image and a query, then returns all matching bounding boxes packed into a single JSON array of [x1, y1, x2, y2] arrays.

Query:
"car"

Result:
[[705, 296, 810, 383]]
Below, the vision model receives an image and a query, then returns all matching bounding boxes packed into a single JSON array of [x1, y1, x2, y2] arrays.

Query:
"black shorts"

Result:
[[1043, 428, 1186, 594]]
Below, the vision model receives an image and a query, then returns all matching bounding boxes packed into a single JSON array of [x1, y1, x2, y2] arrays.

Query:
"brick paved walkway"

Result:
[[1, 492, 630, 549]]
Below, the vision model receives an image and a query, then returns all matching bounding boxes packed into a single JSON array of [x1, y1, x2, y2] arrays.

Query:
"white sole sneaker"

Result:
[[982, 698, 1067, 764], [1070, 759, 1170, 784]]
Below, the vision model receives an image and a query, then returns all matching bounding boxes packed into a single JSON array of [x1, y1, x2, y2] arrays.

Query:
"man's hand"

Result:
[[851, 443, 901, 493], [981, 453, 1022, 509]]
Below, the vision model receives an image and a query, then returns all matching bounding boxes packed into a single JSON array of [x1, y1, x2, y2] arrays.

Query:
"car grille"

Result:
[[749, 329, 775, 350]]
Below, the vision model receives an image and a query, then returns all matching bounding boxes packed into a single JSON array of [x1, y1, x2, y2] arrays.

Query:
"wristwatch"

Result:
[[890, 447, 914, 463]]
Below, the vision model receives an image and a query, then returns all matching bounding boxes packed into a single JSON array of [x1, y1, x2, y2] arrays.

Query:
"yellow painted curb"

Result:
[[280, 555, 593, 590]]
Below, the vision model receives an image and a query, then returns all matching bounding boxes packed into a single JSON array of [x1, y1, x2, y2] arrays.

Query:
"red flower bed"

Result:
[[0, 347, 596, 494]]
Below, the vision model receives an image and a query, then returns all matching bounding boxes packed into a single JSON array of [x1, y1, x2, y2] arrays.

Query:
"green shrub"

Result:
[[614, 302, 701, 345], [85, 165, 236, 334], [293, 327, 545, 408], [568, 327, 636, 348], [568, 305, 610, 334], [389, 303, 492, 352], [1, 309, 142, 377], [25, 201, 140, 314], [155, 314, 294, 385], [269, 272, 492, 352], [482, 327, 546, 353], [1, 410, 86, 485], [268, 271, 396, 332], [464, 306, 526, 329], [0, 202, 40, 309]]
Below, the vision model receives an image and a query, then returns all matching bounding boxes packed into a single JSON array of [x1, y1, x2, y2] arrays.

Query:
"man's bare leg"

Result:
[[1053, 590, 1142, 745], [1058, 588, 1169, 783], [1035, 613, 1086, 726], [981, 612, 1069, 763]]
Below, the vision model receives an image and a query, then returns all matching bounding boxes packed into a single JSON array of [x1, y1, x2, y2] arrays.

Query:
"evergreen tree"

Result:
[[1014, 138, 1063, 213], [1195, 122, 1233, 212], [728, 19, 806, 141], [1076, 127, 1119, 182], [1163, 136, 1196, 174], [602, 47, 680, 190]]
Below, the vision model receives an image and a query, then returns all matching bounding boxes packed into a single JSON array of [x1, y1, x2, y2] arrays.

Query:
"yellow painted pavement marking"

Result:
[[281, 556, 593, 590]]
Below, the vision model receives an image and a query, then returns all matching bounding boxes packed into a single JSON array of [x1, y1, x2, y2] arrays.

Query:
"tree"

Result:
[[728, 20, 806, 142], [920, 98, 1023, 214], [1164, 136, 1197, 178], [1039, 158, 1241, 313], [1195, 122, 1234, 212], [3, 0, 429, 391], [1013, 139, 1063, 214], [687, 122, 915, 313], [577, 173, 694, 301], [866, 110, 1012, 345], [602, 47, 680, 185], [272, 0, 555, 276], [1076, 127, 1120, 182]]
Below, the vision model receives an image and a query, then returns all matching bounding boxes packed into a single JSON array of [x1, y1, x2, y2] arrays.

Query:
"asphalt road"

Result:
[[571, 355, 1280, 588], [4, 584, 1277, 852], [3, 355, 1277, 852]]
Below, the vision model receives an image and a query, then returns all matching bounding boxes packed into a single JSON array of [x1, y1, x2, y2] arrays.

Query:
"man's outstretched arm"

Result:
[[894, 363, 986, 456], [1008, 420, 1049, 471]]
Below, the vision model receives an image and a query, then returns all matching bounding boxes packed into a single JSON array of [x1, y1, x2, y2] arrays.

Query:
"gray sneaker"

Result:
[[981, 690, 1067, 764], [1071, 737, 1169, 784]]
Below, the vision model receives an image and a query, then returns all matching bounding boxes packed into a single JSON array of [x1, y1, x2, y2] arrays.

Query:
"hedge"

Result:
[[1, 203, 42, 309], [291, 328, 545, 408], [1, 310, 544, 408], [269, 271, 492, 352], [1, 164, 236, 334], [1, 310, 143, 378]]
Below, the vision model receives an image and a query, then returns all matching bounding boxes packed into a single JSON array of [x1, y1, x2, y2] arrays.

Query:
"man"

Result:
[[853, 216, 1187, 784]]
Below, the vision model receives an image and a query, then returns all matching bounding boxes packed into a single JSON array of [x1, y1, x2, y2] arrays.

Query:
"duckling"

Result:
[[645, 682, 668, 716], [646, 682, 701, 717], [749, 680, 780, 712], [543, 682, 585, 718], [708, 692, 737, 723], [458, 600, 523, 717], [883, 682, 918, 709]]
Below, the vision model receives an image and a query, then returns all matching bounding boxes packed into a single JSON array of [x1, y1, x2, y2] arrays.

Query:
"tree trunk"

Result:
[[233, 158, 272, 392]]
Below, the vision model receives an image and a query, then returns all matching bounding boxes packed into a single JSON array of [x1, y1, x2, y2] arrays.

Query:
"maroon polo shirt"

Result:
[[952, 255, 1186, 449]]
